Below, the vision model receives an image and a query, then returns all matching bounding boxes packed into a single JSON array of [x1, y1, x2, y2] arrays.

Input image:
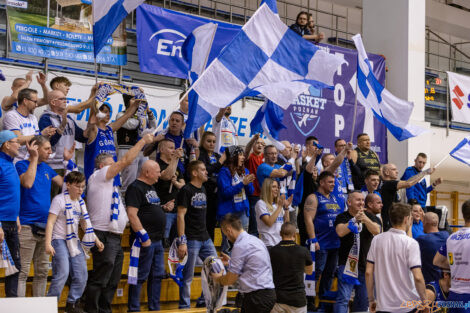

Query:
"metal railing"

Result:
[[430, 190, 467, 228]]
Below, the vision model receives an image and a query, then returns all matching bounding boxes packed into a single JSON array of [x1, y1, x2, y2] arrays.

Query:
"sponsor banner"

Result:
[[136, 6, 388, 161], [6, 1, 127, 65], [136, 4, 240, 79], [448, 71, 470, 124]]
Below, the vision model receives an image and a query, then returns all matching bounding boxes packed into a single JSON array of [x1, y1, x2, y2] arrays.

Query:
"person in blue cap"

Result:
[[0, 130, 35, 297]]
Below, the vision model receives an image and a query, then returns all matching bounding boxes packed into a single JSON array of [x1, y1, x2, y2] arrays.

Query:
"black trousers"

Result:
[[241, 288, 276, 313], [1, 221, 20, 297], [84, 230, 124, 313]]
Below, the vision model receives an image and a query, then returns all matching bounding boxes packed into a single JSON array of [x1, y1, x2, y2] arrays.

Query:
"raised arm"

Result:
[[109, 98, 140, 132], [244, 133, 260, 159], [325, 142, 353, 174], [36, 72, 49, 107], [84, 108, 98, 144], [105, 134, 154, 181], [67, 84, 98, 114], [397, 168, 433, 190], [18, 141, 39, 188]]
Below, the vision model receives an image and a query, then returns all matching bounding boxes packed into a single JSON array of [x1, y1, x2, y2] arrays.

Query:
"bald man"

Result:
[[125, 160, 170, 312], [416, 212, 449, 283], [39, 90, 88, 197], [379, 163, 434, 231]]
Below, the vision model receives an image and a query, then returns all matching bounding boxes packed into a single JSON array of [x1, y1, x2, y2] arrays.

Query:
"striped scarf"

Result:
[[0, 238, 18, 276], [128, 230, 149, 285], [342, 218, 363, 285], [109, 179, 121, 233], [64, 191, 96, 257]]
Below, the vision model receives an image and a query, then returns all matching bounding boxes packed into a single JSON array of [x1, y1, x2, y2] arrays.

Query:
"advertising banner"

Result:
[[6, 0, 127, 65], [448, 71, 470, 124]]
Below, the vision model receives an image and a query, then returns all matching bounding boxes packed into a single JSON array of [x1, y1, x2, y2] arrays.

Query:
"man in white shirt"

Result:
[[434, 200, 470, 312], [212, 106, 238, 154], [366, 203, 426, 313], [84, 133, 153, 313], [3, 88, 55, 162]]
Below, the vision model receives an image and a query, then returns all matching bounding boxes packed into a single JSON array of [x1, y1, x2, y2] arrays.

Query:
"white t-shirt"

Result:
[[255, 200, 284, 247], [2, 109, 40, 162], [86, 166, 128, 234], [445, 227, 470, 294], [49, 193, 82, 240], [212, 116, 238, 154], [367, 228, 421, 312]]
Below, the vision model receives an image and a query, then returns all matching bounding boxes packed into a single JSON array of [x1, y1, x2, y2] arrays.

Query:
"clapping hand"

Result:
[[63, 143, 75, 162]]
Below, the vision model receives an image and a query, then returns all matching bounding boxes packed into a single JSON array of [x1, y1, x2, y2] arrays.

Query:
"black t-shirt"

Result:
[[125, 180, 166, 242], [335, 211, 382, 272], [155, 158, 183, 213], [269, 240, 313, 307], [380, 180, 399, 231], [177, 183, 209, 241]]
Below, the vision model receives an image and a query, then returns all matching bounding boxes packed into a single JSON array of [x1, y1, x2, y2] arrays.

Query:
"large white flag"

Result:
[[447, 71, 470, 124]]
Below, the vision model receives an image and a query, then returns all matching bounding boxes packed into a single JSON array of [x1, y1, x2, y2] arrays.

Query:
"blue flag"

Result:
[[450, 136, 470, 166]]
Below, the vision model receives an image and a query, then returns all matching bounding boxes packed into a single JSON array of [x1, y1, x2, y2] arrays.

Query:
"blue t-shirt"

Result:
[[0, 152, 21, 221], [84, 125, 119, 185], [426, 280, 448, 303], [16, 160, 58, 224], [417, 231, 450, 283], [412, 220, 424, 239], [257, 163, 281, 189], [314, 191, 343, 249]]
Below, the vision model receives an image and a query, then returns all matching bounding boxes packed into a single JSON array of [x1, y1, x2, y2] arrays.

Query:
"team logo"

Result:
[[451, 84, 469, 110], [191, 192, 207, 209], [289, 85, 327, 136], [149, 29, 186, 58]]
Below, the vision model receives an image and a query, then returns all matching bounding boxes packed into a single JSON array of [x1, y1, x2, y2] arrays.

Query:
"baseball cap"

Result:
[[0, 130, 18, 147]]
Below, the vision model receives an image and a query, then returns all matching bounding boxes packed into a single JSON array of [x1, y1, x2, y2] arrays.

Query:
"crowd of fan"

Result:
[[0, 69, 469, 313]]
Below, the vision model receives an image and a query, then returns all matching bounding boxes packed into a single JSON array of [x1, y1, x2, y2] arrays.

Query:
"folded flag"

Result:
[[93, 0, 145, 56], [450, 136, 470, 166], [352, 34, 426, 141], [184, 3, 345, 137], [0, 238, 19, 276]]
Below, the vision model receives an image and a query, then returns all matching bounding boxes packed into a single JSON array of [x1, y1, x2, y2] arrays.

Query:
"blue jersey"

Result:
[[331, 177, 346, 211], [314, 191, 343, 249], [426, 280, 448, 312], [0, 152, 21, 221], [84, 126, 119, 185]]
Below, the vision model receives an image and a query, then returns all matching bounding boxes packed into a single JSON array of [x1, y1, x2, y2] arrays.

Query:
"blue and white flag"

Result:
[[450, 136, 470, 166], [93, 0, 145, 56], [182, 23, 218, 84], [260, 0, 278, 14], [250, 100, 286, 150], [184, 3, 345, 137], [352, 34, 426, 141]]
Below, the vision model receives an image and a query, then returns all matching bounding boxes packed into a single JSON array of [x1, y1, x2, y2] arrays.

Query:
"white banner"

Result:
[[0, 64, 261, 146], [448, 71, 470, 124]]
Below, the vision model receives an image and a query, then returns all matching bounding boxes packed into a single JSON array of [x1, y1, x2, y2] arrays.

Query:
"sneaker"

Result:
[[65, 302, 85, 313]]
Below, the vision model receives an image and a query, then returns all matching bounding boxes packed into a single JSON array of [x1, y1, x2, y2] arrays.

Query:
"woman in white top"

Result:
[[255, 178, 292, 247]]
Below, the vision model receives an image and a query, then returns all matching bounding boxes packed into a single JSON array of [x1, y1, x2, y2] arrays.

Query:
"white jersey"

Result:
[[444, 227, 470, 294], [212, 116, 238, 154], [255, 200, 284, 247], [2, 109, 40, 162]]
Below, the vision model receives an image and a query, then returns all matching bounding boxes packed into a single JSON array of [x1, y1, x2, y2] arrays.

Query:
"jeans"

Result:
[[1, 221, 20, 297], [18, 225, 50, 297], [128, 240, 165, 312], [179, 239, 217, 309], [248, 195, 260, 237], [315, 248, 338, 299], [333, 265, 368, 313], [84, 230, 124, 313], [164, 213, 177, 239], [221, 212, 249, 253], [47, 239, 88, 303], [448, 291, 470, 313]]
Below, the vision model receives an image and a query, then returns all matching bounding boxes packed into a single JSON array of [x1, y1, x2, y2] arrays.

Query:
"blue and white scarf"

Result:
[[168, 238, 188, 287], [128, 229, 149, 285], [304, 238, 316, 296], [0, 228, 18, 276], [342, 217, 363, 285], [64, 190, 96, 257], [337, 158, 354, 194], [109, 179, 121, 233]]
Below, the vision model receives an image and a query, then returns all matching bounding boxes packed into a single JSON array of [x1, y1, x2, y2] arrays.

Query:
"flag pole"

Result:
[[434, 154, 450, 169], [350, 72, 359, 142]]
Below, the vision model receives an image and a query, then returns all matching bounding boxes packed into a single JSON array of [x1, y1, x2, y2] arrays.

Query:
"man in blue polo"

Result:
[[257, 145, 291, 192], [0, 130, 22, 297]]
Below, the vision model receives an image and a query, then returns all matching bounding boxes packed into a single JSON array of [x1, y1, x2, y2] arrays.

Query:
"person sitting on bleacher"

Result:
[[84, 134, 153, 313]]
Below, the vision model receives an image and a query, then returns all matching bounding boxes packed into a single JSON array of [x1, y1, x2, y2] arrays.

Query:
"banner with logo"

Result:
[[6, 0, 127, 65], [448, 71, 470, 124], [136, 4, 241, 79], [280, 44, 387, 162]]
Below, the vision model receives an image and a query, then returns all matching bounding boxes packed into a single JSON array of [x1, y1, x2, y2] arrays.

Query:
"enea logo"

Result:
[[451, 85, 470, 110], [149, 29, 186, 58], [289, 85, 327, 136]]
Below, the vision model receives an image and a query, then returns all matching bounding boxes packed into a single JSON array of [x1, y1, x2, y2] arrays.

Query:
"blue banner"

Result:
[[137, 4, 241, 79]]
